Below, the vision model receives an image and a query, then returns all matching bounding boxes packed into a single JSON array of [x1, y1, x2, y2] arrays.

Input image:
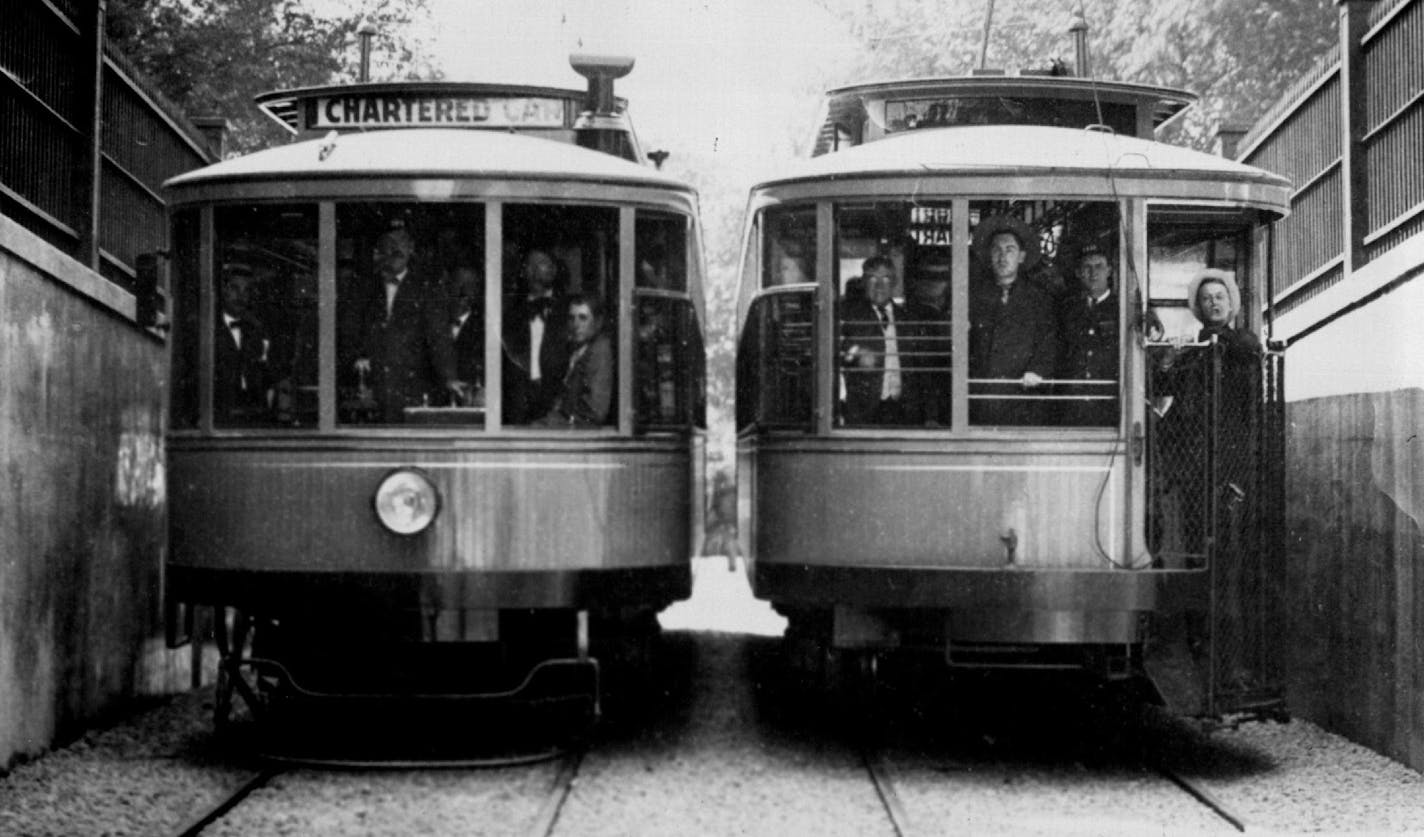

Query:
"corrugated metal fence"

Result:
[[0, 0, 215, 299]]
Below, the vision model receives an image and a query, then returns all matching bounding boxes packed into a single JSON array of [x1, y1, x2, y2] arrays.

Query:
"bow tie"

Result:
[[529, 299, 553, 319]]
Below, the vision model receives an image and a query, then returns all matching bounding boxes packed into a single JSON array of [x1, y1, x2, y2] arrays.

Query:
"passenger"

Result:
[[448, 264, 485, 407], [1056, 242, 1120, 426], [272, 267, 320, 424], [968, 215, 1059, 425], [839, 256, 923, 425], [214, 261, 272, 421], [503, 248, 570, 424], [908, 250, 951, 316], [353, 227, 468, 422], [1151, 268, 1262, 564], [538, 295, 614, 427], [908, 251, 952, 424]]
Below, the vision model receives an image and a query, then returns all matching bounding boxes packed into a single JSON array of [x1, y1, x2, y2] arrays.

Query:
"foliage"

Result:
[[106, 0, 438, 155], [815, 0, 1337, 148]]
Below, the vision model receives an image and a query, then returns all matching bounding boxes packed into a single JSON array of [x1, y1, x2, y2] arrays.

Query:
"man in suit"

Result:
[[448, 264, 485, 406], [538, 295, 613, 427], [968, 215, 1059, 426], [839, 256, 926, 425], [353, 228, 467, 422], [213, 261, 272, 423], [1057, 242, 1120, 426], [502, 248, 569, 424]]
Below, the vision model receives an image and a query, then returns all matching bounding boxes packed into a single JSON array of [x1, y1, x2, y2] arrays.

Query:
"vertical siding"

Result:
[[1363, 0, 1424, 257], [1286, 390, 1424, 771], [1244, 75, 1344, 305]]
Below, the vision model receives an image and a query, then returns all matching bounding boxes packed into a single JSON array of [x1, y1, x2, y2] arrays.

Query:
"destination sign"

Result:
[[309, 95, 569, 130], [909, 205, 954, 246]]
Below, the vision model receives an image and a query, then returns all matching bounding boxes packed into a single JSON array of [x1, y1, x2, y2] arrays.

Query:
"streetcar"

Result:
[[735, 69, 1289, 717], [162, 55, 707, 751]]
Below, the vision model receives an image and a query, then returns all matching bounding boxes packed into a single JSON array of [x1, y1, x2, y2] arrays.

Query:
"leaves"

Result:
[[106, 0, 438, 155], [815, 0, 1337, 148]]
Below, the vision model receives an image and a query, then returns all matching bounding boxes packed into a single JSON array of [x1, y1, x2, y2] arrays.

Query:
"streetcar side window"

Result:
[[169, 209, 200, 430], [335, 203, 485, 426], [967, 200, 1121, 428], [737, 290, 815, 431], [501, 204, 619, 428], [635, 210, 698, 427], [763, 205, 816, 288], [212, 204, 318, 428]]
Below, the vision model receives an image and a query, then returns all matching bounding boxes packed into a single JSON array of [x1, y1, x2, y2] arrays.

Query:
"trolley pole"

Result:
[[357, 20, 378, 83]]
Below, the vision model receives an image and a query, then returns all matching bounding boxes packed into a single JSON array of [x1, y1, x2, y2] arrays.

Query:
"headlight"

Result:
[[373, 468, 439, 535]]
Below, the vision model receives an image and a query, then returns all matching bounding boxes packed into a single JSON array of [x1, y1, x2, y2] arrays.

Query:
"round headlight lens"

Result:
[[373, 469, 439, 535]]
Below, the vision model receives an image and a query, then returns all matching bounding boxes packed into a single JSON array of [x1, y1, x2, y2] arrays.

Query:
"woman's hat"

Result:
[[972, 214, 1040, 269], [1186, 267, 1241, 323]]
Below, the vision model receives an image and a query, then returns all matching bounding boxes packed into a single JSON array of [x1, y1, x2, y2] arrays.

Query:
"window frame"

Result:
[[171, 196, 700, 436]]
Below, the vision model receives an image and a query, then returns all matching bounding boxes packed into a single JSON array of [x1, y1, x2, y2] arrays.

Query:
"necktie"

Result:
[[878, 305, 901, 400]]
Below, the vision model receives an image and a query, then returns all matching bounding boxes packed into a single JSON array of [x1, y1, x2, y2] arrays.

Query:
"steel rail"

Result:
[[1152, 760, 1247, 832], [526, 748, 585, 837], [862, 747, 913, 837], [169, 768, 282, 837]]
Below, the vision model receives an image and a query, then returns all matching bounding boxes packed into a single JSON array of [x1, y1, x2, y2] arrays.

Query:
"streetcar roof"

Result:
[[823, 75, 1194, 120], [756, 124, 1290, 206], [163, 128, 690, 193], [810, 75, 1197, 154]]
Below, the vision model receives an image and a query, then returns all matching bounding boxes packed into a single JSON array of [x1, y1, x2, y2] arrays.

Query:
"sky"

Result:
[[415, 0, 858, 167]]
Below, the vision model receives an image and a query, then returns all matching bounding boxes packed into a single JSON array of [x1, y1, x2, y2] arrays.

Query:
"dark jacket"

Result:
[[214, 312, 271, 423], [969, 276, 1059, 424], [502, 293, 570, 424], [1056, 290, 1119, 426], [357, 270, 457, 422], [839, 297, 933, 425]]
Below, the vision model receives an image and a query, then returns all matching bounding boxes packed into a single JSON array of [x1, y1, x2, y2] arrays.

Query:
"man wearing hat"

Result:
[[213, 260, 272, 423], [1056, 241, 1119, 426], [968, 215, 1059, 425]]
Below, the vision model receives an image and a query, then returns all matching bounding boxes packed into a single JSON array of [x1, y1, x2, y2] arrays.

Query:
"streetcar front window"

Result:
[[834, 201, 953, 427], [212, 204, 318, 428], [501, 204, 618, 428], [335, 203, 485, 426], [966, 200, 1121, 429]]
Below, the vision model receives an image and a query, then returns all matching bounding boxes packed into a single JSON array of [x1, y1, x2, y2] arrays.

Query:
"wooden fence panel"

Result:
[[1286, 390, 1424, 771]]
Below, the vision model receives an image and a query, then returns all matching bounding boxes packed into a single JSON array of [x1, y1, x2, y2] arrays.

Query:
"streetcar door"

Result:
[[1142, 213, 1287, 717]]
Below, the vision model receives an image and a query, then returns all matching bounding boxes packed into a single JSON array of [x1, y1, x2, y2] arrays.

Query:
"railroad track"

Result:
[[169, 768, 283, 837], [859, 744, 1250, 836], [1151, 759, 1248, 832], [165, 748, 586, 837]]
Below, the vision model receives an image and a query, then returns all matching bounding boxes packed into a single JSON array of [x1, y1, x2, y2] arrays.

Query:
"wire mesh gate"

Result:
[[1146, 338, 1286, 716]]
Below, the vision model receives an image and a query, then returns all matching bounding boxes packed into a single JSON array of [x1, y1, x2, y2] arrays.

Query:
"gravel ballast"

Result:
[[3, 627, 1423, 835]]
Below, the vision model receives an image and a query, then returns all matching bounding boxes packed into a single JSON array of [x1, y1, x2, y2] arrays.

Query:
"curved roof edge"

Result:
[[163, 128, 688, 193]]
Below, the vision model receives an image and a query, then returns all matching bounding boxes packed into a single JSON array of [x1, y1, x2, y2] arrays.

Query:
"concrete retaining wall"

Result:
[[1, 216, 186, 769]]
